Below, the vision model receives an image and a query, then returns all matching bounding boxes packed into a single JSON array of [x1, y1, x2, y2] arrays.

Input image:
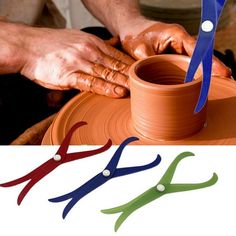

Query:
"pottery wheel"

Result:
[[42, 78, 236, 145]]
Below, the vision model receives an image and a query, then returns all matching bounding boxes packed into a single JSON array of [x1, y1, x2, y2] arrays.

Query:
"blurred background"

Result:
[[54, 0, 235, 35], [53, 0, 101, 28], [54, 0, 236, 78]]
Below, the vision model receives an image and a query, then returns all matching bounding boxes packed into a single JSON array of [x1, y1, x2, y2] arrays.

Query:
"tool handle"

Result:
[[105, 137, 139, 175], [185, 0, 227, 112], [102, 187, 161, 231], [49, 173, 107, 218], [113, 154, 161, 178], [65, 139, 112, 162], [159, 152, 195, 184], [194, 41, 214, 112], [167, 173, 218, 193], [185, 0, 217, 83], [57, 121, 87, 155]]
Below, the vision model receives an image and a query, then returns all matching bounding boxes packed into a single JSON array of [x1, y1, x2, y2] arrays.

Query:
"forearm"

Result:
[[0, 21, 28, 74], [81, 0, 144, 37], [0, 0, 46, 25]]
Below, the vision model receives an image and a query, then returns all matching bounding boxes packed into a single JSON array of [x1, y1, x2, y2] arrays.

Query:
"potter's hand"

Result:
[[0, 22, 134, 98], [120, 20, 231, 78]]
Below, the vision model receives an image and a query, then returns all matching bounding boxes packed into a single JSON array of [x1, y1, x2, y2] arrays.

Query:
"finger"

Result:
[[101, 43, 135, 65], [182, 37, 231, 77], [132, 43, 156, 60], [212, 56, 232, 78], [68, 72, 129, 98], [182, 37, 196, 56], [105, 36, 120, 47], [168, 24, 197, 56], [75, 43, 131, 76], [97, 52, 131, 76], [78, 56, 130, 83], [72, 39, 133, 75], [92, 64, 129, 89]]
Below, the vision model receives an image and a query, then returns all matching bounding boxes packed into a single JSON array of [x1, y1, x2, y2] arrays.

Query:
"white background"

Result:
[[0, 146, 235, 236]]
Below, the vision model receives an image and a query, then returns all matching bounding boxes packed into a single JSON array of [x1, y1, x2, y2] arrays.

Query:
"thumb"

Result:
[[212, 56, 232, 78], [183, 37, 232, 78], [182, 37, 197, 57], [105, 36, 120, 47], [132, 43, 156, 60]]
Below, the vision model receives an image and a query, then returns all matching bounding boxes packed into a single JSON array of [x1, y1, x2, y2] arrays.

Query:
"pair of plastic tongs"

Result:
[[185, 0, 227, 113], [102, 152, 218, 231], [0, 122, 112, 205], [49, 137, 162, 219]]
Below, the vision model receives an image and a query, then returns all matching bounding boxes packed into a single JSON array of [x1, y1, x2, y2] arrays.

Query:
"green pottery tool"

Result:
[[102, 151, 218, 231]]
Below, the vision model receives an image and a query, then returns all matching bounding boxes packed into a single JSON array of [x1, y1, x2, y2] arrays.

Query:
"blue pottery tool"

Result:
[[49, 137, 162, 218], [102, 152, 218, 231], [185, 0, 227, 113]]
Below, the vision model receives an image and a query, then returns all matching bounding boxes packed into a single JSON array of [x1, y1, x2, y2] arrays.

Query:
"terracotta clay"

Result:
[[129, 55, 206, 140], [42, 77, 236, 145]]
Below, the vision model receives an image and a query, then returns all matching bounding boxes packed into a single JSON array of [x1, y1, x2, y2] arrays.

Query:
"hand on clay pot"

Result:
[[0, 21, 134, 98], [120, 19, 231, 78]]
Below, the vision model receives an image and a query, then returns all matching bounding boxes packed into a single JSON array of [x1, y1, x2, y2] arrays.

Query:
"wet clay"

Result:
[[122, 22, 191, 60], [42, 76, 236, 145], [122, 23, 165, 59], [129, 55, 206, 141]]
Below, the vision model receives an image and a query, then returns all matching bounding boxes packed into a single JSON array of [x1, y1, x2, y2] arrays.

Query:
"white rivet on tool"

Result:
[[53, 154, 62, 161], [102, 169, 111, 177], [201, 20, 214, 32], [156, 184, 165, 192]]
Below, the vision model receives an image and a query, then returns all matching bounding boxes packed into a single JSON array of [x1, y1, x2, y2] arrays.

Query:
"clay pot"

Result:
[[129, 54, 207, 141]]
